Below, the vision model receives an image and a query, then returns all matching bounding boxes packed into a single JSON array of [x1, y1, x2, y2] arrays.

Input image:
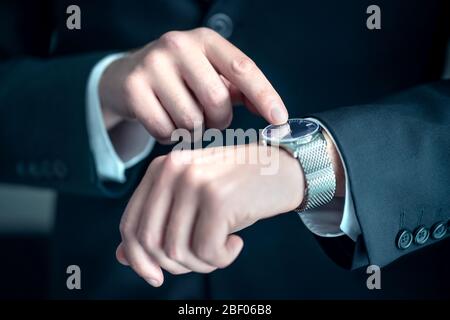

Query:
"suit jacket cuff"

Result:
[[298, 118, 361, 241]]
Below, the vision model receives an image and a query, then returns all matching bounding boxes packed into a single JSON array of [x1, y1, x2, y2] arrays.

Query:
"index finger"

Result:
[[202, 30, 288, 125]]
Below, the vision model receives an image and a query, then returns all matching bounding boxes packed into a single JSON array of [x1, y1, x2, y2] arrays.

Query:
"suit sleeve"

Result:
[[312, 81, 450, 268], [0, 1, 144, 197]]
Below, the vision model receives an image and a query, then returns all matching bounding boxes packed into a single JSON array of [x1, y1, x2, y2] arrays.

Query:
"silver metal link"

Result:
[[295, 133, 336, 212]]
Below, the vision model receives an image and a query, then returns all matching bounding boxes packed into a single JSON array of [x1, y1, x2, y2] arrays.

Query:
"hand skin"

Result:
[[99, 28, 288, 141], [116, 133, 344, 287]]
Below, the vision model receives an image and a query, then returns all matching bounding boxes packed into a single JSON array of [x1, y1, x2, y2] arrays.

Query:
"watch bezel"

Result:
[[261, 118, 320, 145]]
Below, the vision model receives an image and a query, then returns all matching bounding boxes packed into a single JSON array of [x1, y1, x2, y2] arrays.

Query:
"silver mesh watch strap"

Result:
[[295, 132, 336, 212]]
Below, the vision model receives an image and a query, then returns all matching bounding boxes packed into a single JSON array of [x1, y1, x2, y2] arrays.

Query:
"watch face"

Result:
[[262, 119, 319, 144]]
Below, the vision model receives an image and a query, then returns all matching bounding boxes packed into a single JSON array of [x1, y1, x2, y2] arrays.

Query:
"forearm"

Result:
[[313, 81, 450, 268]]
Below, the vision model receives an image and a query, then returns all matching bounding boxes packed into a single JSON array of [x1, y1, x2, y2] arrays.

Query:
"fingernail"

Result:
[[147, 278, 161, 287], [117, 258, 129, 266], [271, 107, 288, 124]]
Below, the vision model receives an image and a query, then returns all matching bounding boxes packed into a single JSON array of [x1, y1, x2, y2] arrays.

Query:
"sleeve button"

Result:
[[413, 226, 430, 245], [431, 222, 447, 240], [396, 229, 413, 250]]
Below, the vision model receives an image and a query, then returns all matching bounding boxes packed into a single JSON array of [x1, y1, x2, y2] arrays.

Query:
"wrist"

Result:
[[270, 129, 344, 214], [277, 146, 305, 211], [98, 57, 130, 130]]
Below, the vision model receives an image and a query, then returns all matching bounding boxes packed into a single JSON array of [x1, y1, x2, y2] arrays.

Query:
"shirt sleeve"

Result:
[[297, 118, 361, 241], [86, 53, 155, 183]]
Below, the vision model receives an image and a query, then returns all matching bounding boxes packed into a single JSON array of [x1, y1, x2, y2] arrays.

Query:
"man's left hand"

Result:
[[116, 144, 304, 287]]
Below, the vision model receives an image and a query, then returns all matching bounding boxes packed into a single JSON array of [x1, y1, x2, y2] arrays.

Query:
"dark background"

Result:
[[1, 0, 449, 299]]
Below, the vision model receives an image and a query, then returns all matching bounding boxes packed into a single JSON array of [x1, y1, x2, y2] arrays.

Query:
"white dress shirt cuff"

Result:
[[86, 53, 155, 183], [298, 118, 361, 241]]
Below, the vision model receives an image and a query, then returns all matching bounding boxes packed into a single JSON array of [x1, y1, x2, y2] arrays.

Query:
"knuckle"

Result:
[[167, 150, 189, 168], [160, 31, 187, 50], [165, 242, 183, 261], [143, 49, 166, 68], [162, 153, 183, 174], [137, 231, 160, 251], [193, 242, 215, 262], [231, 56, 256, 76], [204, 84, 229, 109], [182, 165, 204, 187]]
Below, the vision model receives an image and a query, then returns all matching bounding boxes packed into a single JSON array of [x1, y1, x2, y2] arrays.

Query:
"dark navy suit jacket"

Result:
[[0, 0, 449, 298]]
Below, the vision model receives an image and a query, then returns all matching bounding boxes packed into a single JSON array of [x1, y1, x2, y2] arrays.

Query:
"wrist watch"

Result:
[[261, 118, 336, 212]]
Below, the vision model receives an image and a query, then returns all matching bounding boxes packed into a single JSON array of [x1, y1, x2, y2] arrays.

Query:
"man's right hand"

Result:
[[99, 28, 288, 142]]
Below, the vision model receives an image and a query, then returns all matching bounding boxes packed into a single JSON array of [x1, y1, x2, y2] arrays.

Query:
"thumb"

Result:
[[115, 242, 130, 266], [223, 234, 244, 266]]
